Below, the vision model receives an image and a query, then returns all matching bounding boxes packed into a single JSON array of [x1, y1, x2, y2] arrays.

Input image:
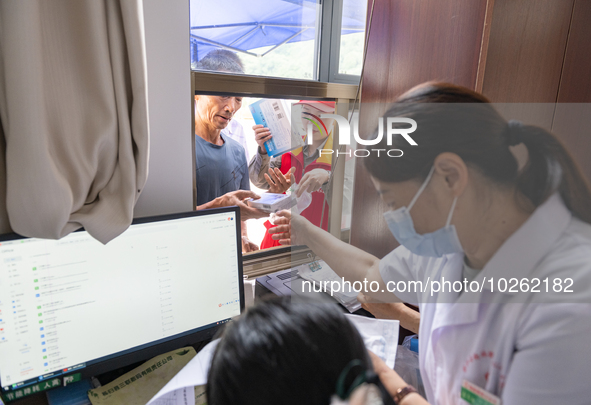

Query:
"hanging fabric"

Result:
[[0, 0, 150, 244]]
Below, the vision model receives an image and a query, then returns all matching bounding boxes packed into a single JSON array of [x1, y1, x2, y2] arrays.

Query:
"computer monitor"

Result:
[[0, 207, 244, 400]]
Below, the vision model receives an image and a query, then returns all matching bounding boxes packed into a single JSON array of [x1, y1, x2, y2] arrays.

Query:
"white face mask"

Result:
[[382, 166, 463, 257]]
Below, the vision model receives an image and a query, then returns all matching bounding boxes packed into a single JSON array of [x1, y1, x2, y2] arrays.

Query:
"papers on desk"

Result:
[[86, 342, 218, 405], [88, 347, 197, 405], [146, 340, 219, 405], [346, 314, 399, 369]]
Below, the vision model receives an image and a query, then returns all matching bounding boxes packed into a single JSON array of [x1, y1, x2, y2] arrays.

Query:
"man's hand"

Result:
[[253, 125, 272, 154], [197, 190, 268, 220], [265, 167, 296, 194], [215, 190, 257, 207], [296, 168, 330, 197], [242, 236, 259, 253]]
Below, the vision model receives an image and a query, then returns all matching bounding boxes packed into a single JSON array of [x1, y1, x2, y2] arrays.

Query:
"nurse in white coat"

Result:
[[270, 82, 591, 404]]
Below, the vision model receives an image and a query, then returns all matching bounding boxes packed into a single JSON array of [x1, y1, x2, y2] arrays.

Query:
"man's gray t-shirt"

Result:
[[195, 134, 250, 206]]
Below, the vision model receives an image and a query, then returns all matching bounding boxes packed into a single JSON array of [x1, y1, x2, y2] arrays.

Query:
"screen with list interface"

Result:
[[0, 209, 242, 394]]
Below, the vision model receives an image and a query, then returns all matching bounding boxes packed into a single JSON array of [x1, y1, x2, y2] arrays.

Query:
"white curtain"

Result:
[[0, 0, 149, 244]]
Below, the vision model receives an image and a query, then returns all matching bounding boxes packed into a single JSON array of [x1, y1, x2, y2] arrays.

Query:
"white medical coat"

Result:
[[379, 194, 591, 404]]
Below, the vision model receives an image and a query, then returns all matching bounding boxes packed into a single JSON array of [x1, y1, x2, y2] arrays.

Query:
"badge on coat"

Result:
[[460, 380, 501, 405]]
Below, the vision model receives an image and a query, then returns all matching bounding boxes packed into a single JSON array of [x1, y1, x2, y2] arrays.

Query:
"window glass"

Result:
[[223, 97, 294, 251], [338, 0, 367, 76], [194, 94, 338, 255], [190, 0, 321, 79]]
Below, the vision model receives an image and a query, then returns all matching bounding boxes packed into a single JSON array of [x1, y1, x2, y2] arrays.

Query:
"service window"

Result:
[[190, 0, 368, 269]]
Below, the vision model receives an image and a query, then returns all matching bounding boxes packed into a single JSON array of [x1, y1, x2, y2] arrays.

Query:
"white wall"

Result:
[[134, 0, 193, 218]]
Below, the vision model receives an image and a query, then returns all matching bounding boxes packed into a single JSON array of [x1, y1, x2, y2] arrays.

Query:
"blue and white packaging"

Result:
[[249, 99, 304, 157]]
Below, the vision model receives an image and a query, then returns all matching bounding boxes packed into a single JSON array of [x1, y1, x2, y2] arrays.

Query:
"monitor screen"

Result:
[[0, 207, 243, 397]]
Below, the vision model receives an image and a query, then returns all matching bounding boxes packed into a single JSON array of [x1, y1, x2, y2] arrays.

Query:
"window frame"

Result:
[[190, 0, 366, 84], [318, 0, 366, 84]]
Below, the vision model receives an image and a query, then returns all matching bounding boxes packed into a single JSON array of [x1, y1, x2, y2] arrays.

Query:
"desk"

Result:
[[255, 275, 373, 316], [256, 270, 417, 345]]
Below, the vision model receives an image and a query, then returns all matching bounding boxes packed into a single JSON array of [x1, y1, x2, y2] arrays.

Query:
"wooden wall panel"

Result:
[[552, 0, 591, 183], [361, 0, 488, 104], [481, 0, 574, 128], [482, 0, 574, 103], [350, 0, 489, 258], [554, 0, 591, 103]]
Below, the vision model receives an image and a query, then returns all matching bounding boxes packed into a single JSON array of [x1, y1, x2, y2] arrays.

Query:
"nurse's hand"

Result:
[[268, 210, 293, 245], [358, 293, 420, 334], [297, 169, 329, 197], [268, 210, 309, 246]]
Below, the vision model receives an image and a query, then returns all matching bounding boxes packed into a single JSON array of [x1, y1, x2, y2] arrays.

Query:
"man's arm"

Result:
[[196, 190, 268, 221], [249, 148, 274, 189], [248, 125, 283, 189]]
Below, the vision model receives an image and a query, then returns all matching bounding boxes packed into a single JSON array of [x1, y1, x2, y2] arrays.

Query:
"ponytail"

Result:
[[512, 123, 591, 224], [363, 82, 591, 225]]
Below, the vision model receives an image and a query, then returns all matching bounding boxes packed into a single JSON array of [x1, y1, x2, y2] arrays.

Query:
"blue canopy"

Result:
[[190, 0, 366, 61]]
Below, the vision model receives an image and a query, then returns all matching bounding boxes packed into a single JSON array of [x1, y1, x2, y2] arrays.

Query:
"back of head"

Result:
[[206, 298, 370, 405], [194, 49, 244, 74], [364, 82, 591, 224]]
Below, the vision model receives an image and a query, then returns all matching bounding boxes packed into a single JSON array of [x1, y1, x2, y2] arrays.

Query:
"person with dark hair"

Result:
[[193, 49, 289, 251], [269, 82, 591, 404], [194, 91, 264, 252], [207, 297, 424, 405], [193, 49, 292, 253]]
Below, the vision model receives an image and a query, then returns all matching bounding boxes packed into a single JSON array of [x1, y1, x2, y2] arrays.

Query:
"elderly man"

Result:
[[193, 50, 291, 252]]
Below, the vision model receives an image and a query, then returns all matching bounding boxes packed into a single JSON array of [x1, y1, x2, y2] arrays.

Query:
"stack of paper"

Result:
[[345, 314, 399, 369], [87, 347, 198, 405], [146, 341, 219, 405]]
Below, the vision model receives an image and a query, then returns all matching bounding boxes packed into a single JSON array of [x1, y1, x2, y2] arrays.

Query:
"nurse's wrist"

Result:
[[398, 389, 422, 405], [392, 384, 420, 405], [292, 214, 314, 246]]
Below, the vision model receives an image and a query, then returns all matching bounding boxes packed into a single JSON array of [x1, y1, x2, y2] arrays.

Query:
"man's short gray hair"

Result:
[[194, 49, 244, 74]]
